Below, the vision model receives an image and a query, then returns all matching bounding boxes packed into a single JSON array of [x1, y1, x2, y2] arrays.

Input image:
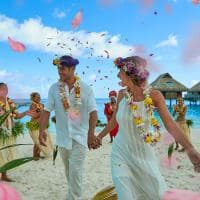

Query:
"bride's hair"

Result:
[[114, 56, 149, 86]]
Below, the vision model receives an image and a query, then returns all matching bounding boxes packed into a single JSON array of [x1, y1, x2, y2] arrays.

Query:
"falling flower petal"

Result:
[[0, 183, 21, 200], [68, 109, 80, 122], [182, 24, 200, 65], [165, 3, 173, 14], [162, 189, 200, 200], [71, 9, 83, 29], [7, 37, 26, 52], [192, 0, 200, 5], [104, 50, 110, 59], [161, 132, 174, 145], [161, 155, 177, 169]]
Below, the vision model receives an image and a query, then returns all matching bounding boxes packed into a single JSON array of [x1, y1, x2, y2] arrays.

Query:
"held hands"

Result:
[[88, 131, 102, 150], [186, 148, 200, 173]]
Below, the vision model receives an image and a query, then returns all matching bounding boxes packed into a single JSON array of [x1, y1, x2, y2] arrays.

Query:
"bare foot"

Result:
[[33, 156, 40, 161]]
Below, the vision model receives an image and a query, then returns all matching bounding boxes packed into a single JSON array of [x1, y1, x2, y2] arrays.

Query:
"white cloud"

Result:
[[156, 34, 178, 48], [53, 8, 66, 19], [0, 14, 134, 58], [0, 68, 54, 99]]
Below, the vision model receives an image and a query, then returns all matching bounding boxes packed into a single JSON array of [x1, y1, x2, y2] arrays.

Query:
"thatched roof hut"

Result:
[[150, 73, 188, 106], [189, 82, 200, 92], [184, 82, 200, 104]]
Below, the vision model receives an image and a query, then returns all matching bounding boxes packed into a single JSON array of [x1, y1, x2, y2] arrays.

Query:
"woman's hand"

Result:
[[186, 148, 200, 173]]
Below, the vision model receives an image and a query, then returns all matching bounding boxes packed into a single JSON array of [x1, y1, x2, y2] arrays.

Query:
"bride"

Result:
[[94, 56, 200, 200]]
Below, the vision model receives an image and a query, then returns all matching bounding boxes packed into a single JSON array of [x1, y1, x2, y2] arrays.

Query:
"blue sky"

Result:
[[0, 0, 200, 98]]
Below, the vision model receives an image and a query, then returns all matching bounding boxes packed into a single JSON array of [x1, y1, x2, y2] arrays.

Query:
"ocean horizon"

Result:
[[15, 98, 200, 132]]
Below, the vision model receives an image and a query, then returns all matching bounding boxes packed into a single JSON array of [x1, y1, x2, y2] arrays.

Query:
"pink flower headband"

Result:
[[114, 56, 149, 84]]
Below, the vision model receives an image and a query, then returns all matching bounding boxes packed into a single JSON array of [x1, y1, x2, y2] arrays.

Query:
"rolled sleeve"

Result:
[[87, 89, 97, 114], [44, 87, 55, 112]]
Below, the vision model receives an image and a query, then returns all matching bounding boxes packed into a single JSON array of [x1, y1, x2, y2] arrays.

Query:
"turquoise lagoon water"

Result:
[[16, 99, 200, 133]]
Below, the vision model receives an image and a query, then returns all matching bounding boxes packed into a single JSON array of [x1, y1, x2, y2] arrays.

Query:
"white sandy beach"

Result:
[[5, 129, 200, 200]]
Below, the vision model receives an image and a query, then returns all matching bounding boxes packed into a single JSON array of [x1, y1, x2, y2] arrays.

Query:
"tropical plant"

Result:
[[0, 111, 34, 172], [186, 119, 193, 128], [92, 185, 117, 200]]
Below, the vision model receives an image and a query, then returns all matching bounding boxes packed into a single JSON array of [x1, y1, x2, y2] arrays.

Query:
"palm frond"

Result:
[[0, 143, 33, 151], [53, 145, 58, 165], [0, 157, 33, 173], [186, 119, 193, 128], [92, 185, 117, 200], [168, 143, 174, 158]]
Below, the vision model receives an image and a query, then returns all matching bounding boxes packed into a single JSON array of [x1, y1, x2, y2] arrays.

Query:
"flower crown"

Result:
[[53, 56, 79, 67], [114, 56, 149, 84]]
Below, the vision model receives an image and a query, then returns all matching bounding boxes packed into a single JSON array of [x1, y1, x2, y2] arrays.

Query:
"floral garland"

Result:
[[31, 101, 43, 113], [125, 88, 161, 144], [0, 98, 18, 118], [59, 76, 81, 113]]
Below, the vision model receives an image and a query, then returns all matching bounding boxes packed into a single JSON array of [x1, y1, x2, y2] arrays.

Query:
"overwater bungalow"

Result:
[[150, 73, 188, 107], [184, 81, 200, 105]]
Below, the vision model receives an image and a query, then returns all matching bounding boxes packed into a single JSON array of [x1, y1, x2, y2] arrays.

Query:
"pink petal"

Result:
[[0, 183, 21, 200], [68, 109, 80, 121], [140, 0, 154, 12], [192, 0, 200, 5], [161, 155, 177, 169], [71, 9, 83, 29], [181, 24, 200, 65], [7, 36, 26, 52], [165, 3, 173, 14], [162, 189, 200, 200], [161, 132, 174, 145]]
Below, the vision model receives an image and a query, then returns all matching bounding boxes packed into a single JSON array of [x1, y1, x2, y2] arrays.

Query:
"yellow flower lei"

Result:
[[125, 88, 161, 144], [59, 76, 81, 113], [0, 98, 18, 118]]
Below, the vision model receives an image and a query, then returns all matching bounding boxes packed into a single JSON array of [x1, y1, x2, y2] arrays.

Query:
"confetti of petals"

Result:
[[182, 25, 200, 65], [0, 183, 21, 200], [104, 50, 110, 59], [162, 189, 200, 200], [71, 9, 83, 29], [161, 155, 178, 169], [7, 36, 26, 52], [192, 0, 200, 5], [140, 0, 154, 11], [165, 3, 173, 14], [68, 108, 80, 122], [161, 132, 174, 145]]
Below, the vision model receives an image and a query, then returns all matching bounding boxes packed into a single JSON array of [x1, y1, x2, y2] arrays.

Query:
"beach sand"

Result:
[[5, 129, 200, 200]]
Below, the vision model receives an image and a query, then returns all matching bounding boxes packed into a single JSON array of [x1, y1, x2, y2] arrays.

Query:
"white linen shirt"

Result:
[[45, 80, 97, 149]]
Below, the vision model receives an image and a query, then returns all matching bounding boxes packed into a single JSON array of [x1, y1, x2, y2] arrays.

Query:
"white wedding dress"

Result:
[[111, 97, 168, 200]]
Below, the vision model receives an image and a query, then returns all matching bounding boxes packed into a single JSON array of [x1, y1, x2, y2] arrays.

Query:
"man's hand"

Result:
[[87, 132, 101, 150], [39, 130, 47, 147]]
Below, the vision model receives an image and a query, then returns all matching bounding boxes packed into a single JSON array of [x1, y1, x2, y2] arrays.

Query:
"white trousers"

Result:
[[59, 140, 87, 200]]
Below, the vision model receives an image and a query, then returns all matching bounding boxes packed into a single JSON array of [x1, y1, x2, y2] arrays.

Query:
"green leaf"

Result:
[[0, 110, 11, 126], [0, 143, 33, 151], [53, 145, 58, 165], [0, 157, 33, 172], [186, 119, 193, 128], [168, 143, 174, 158]]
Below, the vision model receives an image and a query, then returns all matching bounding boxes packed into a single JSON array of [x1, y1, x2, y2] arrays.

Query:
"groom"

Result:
[[39, 55, 100, 200]]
